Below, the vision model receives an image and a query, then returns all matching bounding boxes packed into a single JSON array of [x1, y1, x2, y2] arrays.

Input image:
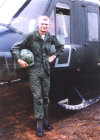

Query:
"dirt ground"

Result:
[[0, 75, 100, 140]]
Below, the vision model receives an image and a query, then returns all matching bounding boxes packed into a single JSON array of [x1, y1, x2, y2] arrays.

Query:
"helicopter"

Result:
[[0, 0, 100, 111]]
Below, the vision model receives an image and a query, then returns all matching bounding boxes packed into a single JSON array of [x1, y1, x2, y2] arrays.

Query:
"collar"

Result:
[[35, 31, 50, 41]]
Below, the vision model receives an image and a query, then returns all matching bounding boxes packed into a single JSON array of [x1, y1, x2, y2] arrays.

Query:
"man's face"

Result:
[[38, 18, 50, 35]]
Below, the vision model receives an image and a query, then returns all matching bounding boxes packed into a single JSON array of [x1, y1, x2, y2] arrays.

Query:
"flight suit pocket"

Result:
[[45, 45, 51, 55], [31, 47, 40, 55], [43, 58, 50, 75]]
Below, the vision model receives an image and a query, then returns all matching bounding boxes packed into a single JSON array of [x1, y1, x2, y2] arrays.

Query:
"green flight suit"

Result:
[[11, 31, 64, 120]]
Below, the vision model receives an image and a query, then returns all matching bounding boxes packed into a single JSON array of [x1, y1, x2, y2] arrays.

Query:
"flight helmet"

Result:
[[20, 49, 34, 66]]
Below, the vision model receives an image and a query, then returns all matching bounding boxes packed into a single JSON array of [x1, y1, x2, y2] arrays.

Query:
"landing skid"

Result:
[[0, 79, 25, 87], [58, 87, 100, 111]]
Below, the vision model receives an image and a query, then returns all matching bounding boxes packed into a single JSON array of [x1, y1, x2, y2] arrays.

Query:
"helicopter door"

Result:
[[85, 5, 99, 65], [54, 2, 72, 67]]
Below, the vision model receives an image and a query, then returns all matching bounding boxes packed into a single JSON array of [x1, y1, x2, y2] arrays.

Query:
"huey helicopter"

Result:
[[0, 0, 100, 111]]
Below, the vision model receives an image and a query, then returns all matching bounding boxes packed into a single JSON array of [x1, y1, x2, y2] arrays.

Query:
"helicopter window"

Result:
[[87, 12, 98, 41], [56, 4, 70, 45]]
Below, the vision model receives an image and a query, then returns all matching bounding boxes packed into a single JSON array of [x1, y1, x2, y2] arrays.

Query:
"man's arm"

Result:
[[48, 35, 64, 63], [11, 34, 30, 67], [53, 36, 64, 57]]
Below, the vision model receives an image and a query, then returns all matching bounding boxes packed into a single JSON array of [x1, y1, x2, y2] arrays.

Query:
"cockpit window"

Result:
[[48, 10, 55, 35], [56, 3, 70, 45], [0, 0, 26, 23], [0, 0, 49, 34]]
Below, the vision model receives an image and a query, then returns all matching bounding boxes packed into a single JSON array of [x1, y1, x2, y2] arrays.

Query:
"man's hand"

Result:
[[48, 55, 56, 63], [17, 59, 28, 67]]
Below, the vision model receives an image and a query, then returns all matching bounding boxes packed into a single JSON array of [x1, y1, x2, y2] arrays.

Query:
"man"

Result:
[[11, 16, 64, 137]]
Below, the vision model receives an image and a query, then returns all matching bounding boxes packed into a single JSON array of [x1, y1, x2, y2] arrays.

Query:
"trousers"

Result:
[[28, 66, 50, 119]]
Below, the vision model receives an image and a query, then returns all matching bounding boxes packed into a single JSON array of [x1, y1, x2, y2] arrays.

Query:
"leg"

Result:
[[41, 69, 53, 131], [41, 69, 50, 118], [29, 69, 44, 120], [28, 68, 44, 137]]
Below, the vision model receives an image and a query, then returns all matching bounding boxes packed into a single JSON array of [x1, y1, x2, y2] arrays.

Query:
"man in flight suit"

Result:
[[11, 16, 64, 137]]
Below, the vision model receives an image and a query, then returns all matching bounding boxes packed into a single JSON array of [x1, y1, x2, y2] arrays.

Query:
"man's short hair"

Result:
[[38, 16, 50, 23]]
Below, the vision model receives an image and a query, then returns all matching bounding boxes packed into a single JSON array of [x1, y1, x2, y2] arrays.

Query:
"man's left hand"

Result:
[[48, 55, 56, 63]]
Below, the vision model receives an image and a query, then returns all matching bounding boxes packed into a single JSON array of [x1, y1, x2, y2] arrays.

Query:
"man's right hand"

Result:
[[17, 59, 28, 67]]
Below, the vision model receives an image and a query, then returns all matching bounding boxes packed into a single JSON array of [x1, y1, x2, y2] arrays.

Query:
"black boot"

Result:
[[36, 119, 44, 137], [43, 118, 53, 131]]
